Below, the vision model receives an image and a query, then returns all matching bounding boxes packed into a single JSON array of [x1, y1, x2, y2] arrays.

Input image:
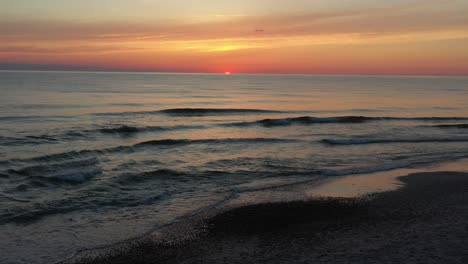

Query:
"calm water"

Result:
[[1, 71, 468, 263]]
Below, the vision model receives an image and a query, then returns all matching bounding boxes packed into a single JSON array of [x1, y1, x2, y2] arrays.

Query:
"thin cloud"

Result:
[[1, 5, 467, 43]]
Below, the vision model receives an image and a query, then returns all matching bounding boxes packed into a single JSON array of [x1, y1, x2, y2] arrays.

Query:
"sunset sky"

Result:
[[1, 0, 468, 75]]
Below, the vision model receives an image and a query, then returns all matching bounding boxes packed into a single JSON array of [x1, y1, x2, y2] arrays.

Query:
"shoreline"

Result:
[[305, 158, 468, 198], [69, 170, 468, 264]]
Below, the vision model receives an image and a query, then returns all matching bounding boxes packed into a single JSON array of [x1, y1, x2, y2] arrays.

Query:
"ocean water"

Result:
[[1, 71, 468, 263]]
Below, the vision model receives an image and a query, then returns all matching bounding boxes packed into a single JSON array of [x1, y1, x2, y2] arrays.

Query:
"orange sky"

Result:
[[1, 0, 468, 75]]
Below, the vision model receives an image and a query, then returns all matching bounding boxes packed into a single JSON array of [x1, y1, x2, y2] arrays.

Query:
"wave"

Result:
[[4, 137, 297, 165], [0, 135, 59, 146], [225, 116, 468, 128], [159, 108, 283, 116], [43, 116, 468, 141], [411, 117, 468, 121], [0, 135, 83, 146], [25, 135, 59, 141], [117, 169, 187, 184], [134, 137, 297, 147], [0, 188, 159, 224], [4, 153, 468, 226], [432, 124, 468, 129], [320, 162, 411, 176], [93, 108, 283, 117], [98, 125, 140, 134], [322, 137, 468, 146], [10, 149, 98, 164], [6, 158, 102, 185], [33, 170, 101, 185], [0, 125, 205, 146], [98, 125, 204, 134], [226, 116, 378, 127], [0, 116, 45, 121], [0, 115, 70, 122]]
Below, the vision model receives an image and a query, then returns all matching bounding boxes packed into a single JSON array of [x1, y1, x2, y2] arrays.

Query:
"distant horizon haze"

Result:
[[0, 63, 467, 77]]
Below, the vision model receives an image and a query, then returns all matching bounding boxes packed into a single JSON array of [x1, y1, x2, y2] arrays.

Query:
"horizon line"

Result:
[[1, 68, 467, 78]]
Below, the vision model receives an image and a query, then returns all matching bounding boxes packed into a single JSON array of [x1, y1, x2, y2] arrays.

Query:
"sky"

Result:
[[1, 0, 468, 75]]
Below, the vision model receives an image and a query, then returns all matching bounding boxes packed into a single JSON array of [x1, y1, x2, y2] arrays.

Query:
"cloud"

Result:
[[1, 2, 467, 76], [0, 44, 145, 54], [1, 4, 467, 44]]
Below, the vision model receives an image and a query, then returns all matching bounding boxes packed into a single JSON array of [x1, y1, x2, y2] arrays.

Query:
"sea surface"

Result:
[[1, 71, 468, 263]]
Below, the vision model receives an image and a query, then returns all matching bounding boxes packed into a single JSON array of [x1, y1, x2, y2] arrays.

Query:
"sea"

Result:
[[1, 71, 468, 263]]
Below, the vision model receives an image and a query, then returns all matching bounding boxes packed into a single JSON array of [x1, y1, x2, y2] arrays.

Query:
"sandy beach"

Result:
[[68, 171, 468, 264]]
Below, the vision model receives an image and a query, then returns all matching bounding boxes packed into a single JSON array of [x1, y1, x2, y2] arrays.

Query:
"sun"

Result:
[[224, 71, 231, 75]]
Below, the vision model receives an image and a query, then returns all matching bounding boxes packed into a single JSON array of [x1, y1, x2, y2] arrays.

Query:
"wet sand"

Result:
[[71, 171, 468, 264]]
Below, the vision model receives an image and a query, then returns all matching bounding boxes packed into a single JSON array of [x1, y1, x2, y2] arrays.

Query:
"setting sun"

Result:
[[224, 72, 231, 75]]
